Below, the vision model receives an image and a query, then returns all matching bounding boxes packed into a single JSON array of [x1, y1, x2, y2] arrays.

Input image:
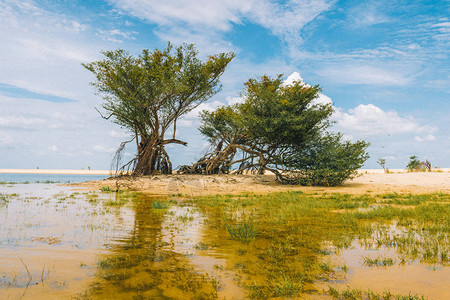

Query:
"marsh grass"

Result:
[[362, 256, 395, 267], [225, 222, 257, 243], [69, 189, 448, 299], [188, 191, 449, 298], [0, 193, 8, 206], [328, 286, 428, 299], [151, 201, 170, 209]]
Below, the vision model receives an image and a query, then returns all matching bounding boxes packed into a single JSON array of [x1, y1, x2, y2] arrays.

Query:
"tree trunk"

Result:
[[134, 138, 173, 175]]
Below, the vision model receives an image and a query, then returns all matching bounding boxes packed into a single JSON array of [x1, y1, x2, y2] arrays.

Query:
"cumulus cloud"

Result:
[[333, 104, 437, 137], [283, 72, 305, 86], [283, 72, 332, 106]]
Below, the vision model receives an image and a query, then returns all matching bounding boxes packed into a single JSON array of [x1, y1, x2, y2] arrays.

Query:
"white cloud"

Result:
[[0, 115, 47, 129], [333, 104, 437, 137], [317, 65, 411, 86], [226, 96, 245, 105], [348, 3, 389, 27], [178, 119, 193, 127], [49, 145, 58, 152], [0, 0, 103, 101], [283, 72, 332, 106], [109, 130, 130, 138], [183, 100, 225, 119], [315, 93, 333, 106], [109, 0, 249, 31], [414, 134, 436, 142], [283, 71, 305, 86], [109, 0, 335, 46], [96, 29, 137, 43], [248, 0, 335, 45]]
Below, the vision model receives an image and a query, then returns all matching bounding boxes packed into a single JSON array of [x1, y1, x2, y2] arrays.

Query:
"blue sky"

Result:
[[0, 0, 448, 170]]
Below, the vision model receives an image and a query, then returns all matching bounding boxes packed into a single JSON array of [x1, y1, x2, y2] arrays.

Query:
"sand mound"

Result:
[[75, 171, 450, 196]]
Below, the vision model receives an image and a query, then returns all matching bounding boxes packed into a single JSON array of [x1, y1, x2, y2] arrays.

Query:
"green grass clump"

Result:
[[328, 286, 427, 299], [151, 201, 170, 209], [0, 193, 8, 206], [226, 222, 257, 243], [101, 186, 112, 192], [362, 256, 395, 267]]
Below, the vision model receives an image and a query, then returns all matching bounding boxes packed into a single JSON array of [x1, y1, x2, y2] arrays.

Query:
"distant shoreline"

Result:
[[0, 168, 448, 176], [0, 169, 112, 175]]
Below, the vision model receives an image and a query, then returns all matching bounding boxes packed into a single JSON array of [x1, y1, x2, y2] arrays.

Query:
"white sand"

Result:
[[76, 170, 450, 196]]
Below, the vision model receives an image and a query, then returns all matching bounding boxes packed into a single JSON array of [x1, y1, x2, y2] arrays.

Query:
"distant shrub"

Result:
[[407, 156, 431, 172]]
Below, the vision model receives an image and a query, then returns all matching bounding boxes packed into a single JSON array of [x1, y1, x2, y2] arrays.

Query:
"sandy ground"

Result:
[[75, 171, 450, 196]]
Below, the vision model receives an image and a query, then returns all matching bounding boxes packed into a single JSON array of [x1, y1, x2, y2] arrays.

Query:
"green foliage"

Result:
[[0, 193, 8, 206], [240, 75, 332, 147], [406, 156, 432, 172], [406, 156, 421, 171], [83, 43, 234, 175], [284, 134, 369, 186], [377, 157, 387, 172]]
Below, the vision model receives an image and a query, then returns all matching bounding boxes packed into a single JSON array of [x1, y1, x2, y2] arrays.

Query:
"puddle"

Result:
[[317, 222, 450, 299], [1, 186, 448, 299], [320, 243, 450, 299]]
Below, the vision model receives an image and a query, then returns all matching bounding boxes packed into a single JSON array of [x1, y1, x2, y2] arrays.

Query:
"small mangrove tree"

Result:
[[83, 43, 234, 175], [182, 75, 369, 186]]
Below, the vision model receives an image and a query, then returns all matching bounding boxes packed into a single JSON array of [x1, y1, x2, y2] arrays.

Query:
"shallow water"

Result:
[[0, 173, 108, 184], [316, 241, 450, 299], [0, 186, 448, 299], [0, 184, 245, 299], [0, 184, 135, 299]]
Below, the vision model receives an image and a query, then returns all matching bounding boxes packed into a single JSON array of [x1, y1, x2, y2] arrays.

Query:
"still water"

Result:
[[0, 184, 448, 299], [0, 173, 108, 184], [0, 184, 242, 299]]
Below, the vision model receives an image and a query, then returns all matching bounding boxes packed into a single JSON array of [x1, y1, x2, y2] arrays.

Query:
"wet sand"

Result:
[[76, 170, 450, 196]]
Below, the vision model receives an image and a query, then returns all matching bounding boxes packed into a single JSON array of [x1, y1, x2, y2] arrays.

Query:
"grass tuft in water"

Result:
[[362, 256, 395, 267], [328, 286, 428, 299], [151, 201, 170, 209], [226, 222, 257, 243]]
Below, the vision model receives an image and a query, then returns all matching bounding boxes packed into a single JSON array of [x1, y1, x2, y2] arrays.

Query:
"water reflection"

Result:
[[81, 196, 230, 299]]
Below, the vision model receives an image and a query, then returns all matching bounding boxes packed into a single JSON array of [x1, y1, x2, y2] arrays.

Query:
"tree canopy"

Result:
[[184, 75, 369, 186], [83, 43, 234, 175]]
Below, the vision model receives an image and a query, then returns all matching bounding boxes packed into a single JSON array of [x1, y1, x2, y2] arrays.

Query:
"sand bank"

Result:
[[76, 170, 450, 196]]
